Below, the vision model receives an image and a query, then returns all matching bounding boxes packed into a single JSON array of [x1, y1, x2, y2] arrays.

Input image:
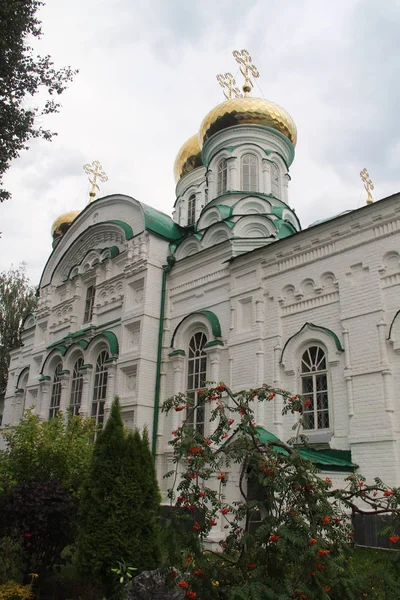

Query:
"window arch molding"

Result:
[[85, 331, 119, 366], [280, 322, 344, 376], [170, 310, 223, 352], [40, 349, 66, 378]]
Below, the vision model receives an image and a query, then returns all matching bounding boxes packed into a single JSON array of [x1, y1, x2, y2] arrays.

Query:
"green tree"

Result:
[[133, 427, 161, 571], [162, 384, 400, 600], [78, 398, 161, 596], [0, 265, 36, 418], [0, 0, 77, 202], [0, 409, 95, 497]]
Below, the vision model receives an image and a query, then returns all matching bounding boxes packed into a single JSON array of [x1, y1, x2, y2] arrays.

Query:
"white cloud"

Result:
[[1, 0, 400, 284]]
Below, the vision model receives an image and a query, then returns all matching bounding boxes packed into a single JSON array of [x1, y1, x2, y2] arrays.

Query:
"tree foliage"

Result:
[[78, 398, 161, 596], [0, 265, 37, 403], [162, 383, 400, 600], [0, 408, 95, 497], [0, 0, 77, 202], [0, 477, 76, 580]]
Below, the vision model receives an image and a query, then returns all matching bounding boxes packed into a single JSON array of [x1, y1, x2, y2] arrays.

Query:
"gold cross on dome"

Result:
[[216, 72, 242, 100], [232, 49, 259, 95], [83, 160, 108, 203], [360, 168, 374, 204]]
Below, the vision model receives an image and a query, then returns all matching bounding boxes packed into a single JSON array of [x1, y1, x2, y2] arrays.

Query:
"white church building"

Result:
[[3, 53, 400, 506]]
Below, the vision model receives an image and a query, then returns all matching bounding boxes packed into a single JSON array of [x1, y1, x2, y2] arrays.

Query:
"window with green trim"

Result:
[[49, 363, 62, 420], [301, 346, 329, 430], [186, 332, 207, 435], [92, 350, 109, 428], [70, 357, 84, 416]]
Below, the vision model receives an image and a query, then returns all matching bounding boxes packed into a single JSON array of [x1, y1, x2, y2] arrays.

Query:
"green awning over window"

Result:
[[256, 427, 357, 473]]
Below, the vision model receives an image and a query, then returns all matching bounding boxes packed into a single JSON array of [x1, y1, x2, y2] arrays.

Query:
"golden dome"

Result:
[[51, 210, 80, 239], [173, 134, 203, 183], [199, 96, 297, 148]]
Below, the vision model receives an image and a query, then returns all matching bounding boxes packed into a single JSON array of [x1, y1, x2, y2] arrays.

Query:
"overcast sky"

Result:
[[1, 0, 400, 284]]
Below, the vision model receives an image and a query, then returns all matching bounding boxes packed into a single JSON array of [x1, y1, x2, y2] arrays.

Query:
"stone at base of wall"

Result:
[[127, 570, 185, 600]]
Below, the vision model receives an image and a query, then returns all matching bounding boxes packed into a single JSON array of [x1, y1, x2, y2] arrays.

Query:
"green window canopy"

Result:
[[256, 427, 357, 473]]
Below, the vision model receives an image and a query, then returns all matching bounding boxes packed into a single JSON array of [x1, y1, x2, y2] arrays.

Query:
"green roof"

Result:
[[256, 427, 357, 472], [141, 202, 183, 241]]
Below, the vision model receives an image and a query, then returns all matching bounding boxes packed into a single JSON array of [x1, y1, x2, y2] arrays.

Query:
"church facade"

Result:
[[3, 59, 400, 512]]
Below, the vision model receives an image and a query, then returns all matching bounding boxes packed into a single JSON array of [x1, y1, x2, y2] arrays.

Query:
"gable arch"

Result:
[[233, 215, 277, 238], [233, 196, 272, 216], [174, 237, 202, 260], [280, 322, 344, 374], [201, 223, 231, 249]]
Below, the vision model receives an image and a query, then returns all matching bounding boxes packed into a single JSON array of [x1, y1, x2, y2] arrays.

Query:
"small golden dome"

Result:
[[173, 134, 203, 183], [199, 96, 297, 148], [51, 210, 80, 239]]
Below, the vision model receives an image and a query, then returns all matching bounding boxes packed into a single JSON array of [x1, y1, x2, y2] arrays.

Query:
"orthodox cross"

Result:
[[83, 160, 108, 203], [360, 168, 374, 204], [216, 72, 242, 100], [232, 49, 259, 95]]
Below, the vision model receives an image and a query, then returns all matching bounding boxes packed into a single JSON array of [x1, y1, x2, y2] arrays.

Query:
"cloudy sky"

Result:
[[1, 0, 400, 284]]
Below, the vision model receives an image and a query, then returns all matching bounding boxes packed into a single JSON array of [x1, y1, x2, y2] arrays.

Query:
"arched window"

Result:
[[187, 332, 207, 435], [187, 194, 196, 226], [70, 357, 84, 416], [84, 285, 96, 323], [49, 363, 63, 420], [242, 154, 258, 192], [217, 158, 227, 195], [271, 163, 281, 198], [92, 350, 109, 428], [301, 346, 329, 430]]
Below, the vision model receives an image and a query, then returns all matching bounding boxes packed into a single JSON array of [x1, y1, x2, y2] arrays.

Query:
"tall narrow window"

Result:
[[242, 154, 258, 192], [271, 163, 281, 198], [217, 158, 228, 195], [70, 357, 84, 416], [301, 346, 329, 430], [187, 194, 196, 226], [92, 350, 109, 428], [49, 363, 63, 419], [187, 332, 207, 435], [84, 285, 95, 323]]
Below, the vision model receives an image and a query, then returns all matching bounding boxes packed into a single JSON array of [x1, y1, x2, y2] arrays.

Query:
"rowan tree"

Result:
[[0, 0, 77, 202], [162, 384, 400, 600]]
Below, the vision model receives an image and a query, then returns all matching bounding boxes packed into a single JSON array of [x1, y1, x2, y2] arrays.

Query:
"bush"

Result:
[[0, 478, 76, 580], [0, 409, 95, 498], [0, 581, 32, 600]]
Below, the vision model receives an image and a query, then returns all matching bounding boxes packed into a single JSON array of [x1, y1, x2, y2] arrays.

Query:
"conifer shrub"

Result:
[[162, 383, 400, 600], [77, 398, 161, 596]]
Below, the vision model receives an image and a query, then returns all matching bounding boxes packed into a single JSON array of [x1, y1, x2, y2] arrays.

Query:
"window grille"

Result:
[[187, 195, 196, 225], [70, 357, 84, 416], [217, 158, 228, 195], [91, 350, 109, 428], [242, 154, 258, 191], [186, 332, 207, 435], [83, 285, 96, 323], [301, 346, 329, 430], [49, 363, 63, 419]]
